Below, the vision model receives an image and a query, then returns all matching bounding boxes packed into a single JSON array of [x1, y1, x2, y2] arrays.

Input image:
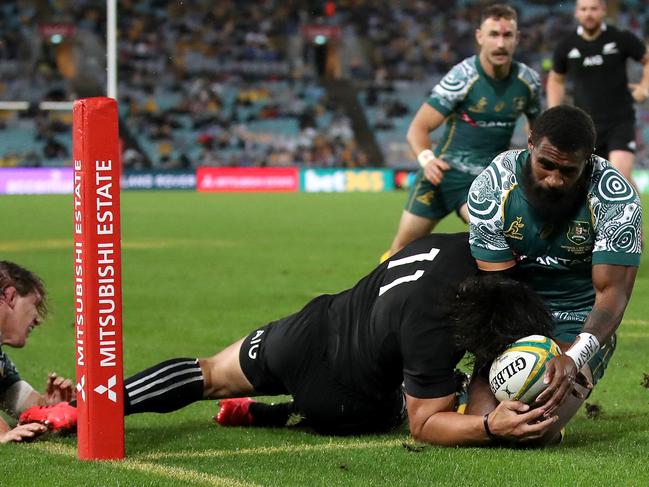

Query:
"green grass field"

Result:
[[0, 191, 647, 486]]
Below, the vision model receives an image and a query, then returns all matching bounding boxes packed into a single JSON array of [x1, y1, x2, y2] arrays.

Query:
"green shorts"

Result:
[[552, 311, 615, 386], [404, 168, 476, 220]]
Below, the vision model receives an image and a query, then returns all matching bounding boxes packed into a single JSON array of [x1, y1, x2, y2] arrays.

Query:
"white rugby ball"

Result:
[[488, 335, 562, 404]]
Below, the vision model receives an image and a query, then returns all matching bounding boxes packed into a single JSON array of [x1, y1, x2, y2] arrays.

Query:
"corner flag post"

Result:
[[73, 97, 124, 460]]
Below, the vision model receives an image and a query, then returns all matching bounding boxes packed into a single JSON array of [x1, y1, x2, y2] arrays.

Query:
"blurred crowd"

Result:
[[1, 0, 648, 169]]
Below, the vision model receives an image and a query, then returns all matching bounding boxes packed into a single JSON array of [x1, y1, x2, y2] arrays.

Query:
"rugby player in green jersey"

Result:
[[467, 105, 642, 445], [0, 262, 74, 443], [385, 4, 541, 260]]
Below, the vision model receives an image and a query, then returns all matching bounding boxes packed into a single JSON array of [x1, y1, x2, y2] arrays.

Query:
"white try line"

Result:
[[137, 438, 406, 460], [31, 443, 258, 487]]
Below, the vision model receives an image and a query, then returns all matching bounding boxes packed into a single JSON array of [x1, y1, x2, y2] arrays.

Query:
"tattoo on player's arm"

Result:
[[581, 307, 621, 344]]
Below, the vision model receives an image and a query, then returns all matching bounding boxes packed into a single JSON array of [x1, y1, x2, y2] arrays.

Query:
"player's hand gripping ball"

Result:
[[489, 335, 562, 404]]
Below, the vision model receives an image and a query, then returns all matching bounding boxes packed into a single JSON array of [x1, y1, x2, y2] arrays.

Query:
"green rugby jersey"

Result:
[[467, 149, 642, 314], [0, 345, 21, 395], [427, 55, 541, 176]]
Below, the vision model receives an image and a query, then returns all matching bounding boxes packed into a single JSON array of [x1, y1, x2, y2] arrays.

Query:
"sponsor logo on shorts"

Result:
[[248, 329, 265, 360]]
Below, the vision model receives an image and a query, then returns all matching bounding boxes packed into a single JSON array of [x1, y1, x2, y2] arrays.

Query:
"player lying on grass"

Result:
[[0, 262, 74, 443], [26, 233, 559, 446]]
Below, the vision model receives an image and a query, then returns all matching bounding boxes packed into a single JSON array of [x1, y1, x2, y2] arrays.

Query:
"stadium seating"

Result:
[[1, 0, 648, 169]]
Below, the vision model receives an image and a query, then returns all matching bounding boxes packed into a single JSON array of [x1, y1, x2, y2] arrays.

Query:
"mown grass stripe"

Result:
[[623, 319, 649, 326], [31, 442, 257, 487], [137, 438, 406, 460]]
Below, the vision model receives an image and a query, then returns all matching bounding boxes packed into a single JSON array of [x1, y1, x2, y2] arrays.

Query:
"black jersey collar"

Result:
[[577, 22, 607, 37]]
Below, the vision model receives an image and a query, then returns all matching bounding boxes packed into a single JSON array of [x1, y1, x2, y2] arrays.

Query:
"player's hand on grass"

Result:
[[0, 423, 48, 443], [487, 400, 557, 441], [418, 150, 450, 185], [536, 355, 584, 416], [44, 372, 74, 405]]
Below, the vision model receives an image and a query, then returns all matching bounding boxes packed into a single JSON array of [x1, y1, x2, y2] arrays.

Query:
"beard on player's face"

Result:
[[521, 158, 589, 224]]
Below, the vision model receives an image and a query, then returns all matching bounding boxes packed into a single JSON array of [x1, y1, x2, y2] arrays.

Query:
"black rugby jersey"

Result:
[[552, 24, 646, 123], [321, 233, 476, 401]]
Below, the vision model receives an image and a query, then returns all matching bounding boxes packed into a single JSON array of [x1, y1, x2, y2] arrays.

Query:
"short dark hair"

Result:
[[481, 4, 518, 24], [0, 261, 47, 317], [453, 274, 554, 373], [530, 105, 596, 154]]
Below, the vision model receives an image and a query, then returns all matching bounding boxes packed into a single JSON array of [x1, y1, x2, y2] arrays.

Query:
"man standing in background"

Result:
[[384, 4, 540, 259], [546, 0, 649, 189]]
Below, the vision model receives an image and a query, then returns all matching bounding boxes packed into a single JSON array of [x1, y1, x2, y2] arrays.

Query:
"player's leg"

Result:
[[445, 168, 475, 225], [601, 119, 638, 190], [385, 170, 446, 259], [457, 203, 469, 224], [123, 338, 255, 415], [387, 211, 438, 258], [608, 150, 637, 189]]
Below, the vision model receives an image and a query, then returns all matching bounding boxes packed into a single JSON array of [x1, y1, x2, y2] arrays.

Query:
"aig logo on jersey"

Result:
[[583, 55, 603, 67]]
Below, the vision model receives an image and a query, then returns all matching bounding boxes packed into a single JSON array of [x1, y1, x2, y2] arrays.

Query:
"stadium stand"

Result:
[[0, 0, 648, 169]]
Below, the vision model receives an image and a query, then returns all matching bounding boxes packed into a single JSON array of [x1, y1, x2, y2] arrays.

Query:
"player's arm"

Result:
[[406, 104, 449, 185], [546, 70, 566, 108], [405, 393, 556, 446], [0, 415, 47, 443], [0, 383, 50, 443], [1, 373, 73, 416], [537, 264, 637, 413], [629, 52, 649, 103]]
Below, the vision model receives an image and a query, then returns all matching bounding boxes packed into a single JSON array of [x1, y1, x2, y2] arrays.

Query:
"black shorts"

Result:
[[239, 296, 405, 435], [594, 119, 636, 157]]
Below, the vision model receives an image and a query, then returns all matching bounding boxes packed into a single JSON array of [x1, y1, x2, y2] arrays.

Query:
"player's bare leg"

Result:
[[608, 150, 637, 191], [200, 338, 255, 399], [387, 211, 438, 258], [457, 203, 470, 224]]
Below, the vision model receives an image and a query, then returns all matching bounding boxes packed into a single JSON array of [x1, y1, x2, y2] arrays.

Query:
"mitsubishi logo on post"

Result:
[[76, 375, 86, 402], [94, 375, 118, 403]]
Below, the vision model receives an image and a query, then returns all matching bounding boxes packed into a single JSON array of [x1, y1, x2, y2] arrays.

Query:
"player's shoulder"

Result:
[[514, 61, 541, 91], [476, 149, 522, 186], [607, 24, 633, 39], [435, 56, 480, 93], [607, 25, 646, 50], [588, 155, 639, 204]]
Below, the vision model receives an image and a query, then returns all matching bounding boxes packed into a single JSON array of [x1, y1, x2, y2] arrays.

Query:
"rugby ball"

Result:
[[488, 335, 561, 404]]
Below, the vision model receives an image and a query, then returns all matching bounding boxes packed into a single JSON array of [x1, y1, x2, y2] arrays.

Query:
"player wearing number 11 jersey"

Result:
[[26, 234, 559, 446]]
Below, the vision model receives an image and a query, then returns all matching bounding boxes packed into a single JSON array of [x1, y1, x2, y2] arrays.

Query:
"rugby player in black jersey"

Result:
[[25, 234, 558, 446], [547, 0, 649, 188]]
